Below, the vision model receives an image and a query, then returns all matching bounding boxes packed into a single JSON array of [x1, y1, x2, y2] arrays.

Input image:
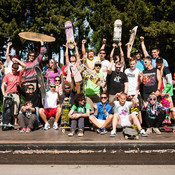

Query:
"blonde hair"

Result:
[[149, 92, 157, 98]]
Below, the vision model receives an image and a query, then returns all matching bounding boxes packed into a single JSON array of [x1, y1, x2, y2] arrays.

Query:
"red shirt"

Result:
[[3, 71, 22, 94]]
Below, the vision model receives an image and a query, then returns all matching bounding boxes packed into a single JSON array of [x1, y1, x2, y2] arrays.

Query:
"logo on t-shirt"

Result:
[[143, 72, 156, 86], [114, 76, 121, 82]]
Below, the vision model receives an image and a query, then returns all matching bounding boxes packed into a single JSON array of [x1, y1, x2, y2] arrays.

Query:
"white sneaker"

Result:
[[153, 128, 161, 135], [110, 130, 116, 137], [139, 129, 148, 137], [53, 122, 59, 130], [44, 122, 50, 130], [146, 128, 152, 135]]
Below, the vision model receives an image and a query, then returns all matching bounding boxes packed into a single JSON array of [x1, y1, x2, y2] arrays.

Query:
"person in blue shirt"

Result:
[[89, 92, 113, 134], [140, 36, 168, 68]]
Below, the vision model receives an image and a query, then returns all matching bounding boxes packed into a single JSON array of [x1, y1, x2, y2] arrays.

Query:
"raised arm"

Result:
[[6, 42, 12, 64], [98, 38, 106, 57], [126, 43, 131, 59], [140, 36, 149, 57], [12, 58, 26, 73], [64, 43, 69, 65], [0, 61, 4, 74], [74, 42, 80, 64], [81, 39, 86, 60], [118, 42, 125, 64], [110, 43, 117, 62]]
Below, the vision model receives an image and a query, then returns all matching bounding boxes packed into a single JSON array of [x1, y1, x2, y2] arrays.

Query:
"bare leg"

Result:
[[89, 115, 102, 128], [39, 108, 47, 123], [55, 106, 62, 123], [112, 114, 120, 130], [102, 114, 113, 128], [129, 113, 141, 131]]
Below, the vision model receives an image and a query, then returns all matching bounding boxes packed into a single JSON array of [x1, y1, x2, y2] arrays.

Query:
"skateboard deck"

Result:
[[113, 19, 122, 44], [18, 32, 56, 42], [128, 26, 138, 53], [61, 97, 71, 133], [35, 66, 46, 106], [1, 95, 14, 131], [123, 127, 139, 140], [65, 21, 75, 49], [77, 63, 104, 86]]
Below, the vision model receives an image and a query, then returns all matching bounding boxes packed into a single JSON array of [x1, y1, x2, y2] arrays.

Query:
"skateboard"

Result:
[[35, 66, 46, 106], [65, 21, 75, 49], [130, 105, 140, 130], [123, 127, 139, 140], [128, 26, 138, 53], [159, 119, 174, 132], [61, 97, 71, 133], [113, 19, 122, 44], [1, 95, 14, 131], [18, 32, 55, 42], [77, 63, 104, 86]]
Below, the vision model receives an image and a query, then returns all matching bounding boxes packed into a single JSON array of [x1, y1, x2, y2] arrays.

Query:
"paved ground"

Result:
[[0, 165, 175, 175]]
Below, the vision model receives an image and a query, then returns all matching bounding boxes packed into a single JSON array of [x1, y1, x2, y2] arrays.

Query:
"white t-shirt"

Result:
[[44, 91, 58, 108], [5, 60, 22, 75], [124, 68, 140, 95], [113, 101, 132, 127], [100, 60, 110, 79]]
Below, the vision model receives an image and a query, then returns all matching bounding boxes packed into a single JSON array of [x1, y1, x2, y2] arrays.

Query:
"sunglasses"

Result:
[[28, 88, 34, 90], [50, 86, 56, 88], [100, 52, 105, 54], [55, 79, 60, 81], [149, 98, 156, 101], [64, 87, 70, 89], [116, 67, 121, 69], [101, 97, 107, 99], [29, 55, 35, 57], [144, 61, 150, 64], [95, 64, 101, 67]]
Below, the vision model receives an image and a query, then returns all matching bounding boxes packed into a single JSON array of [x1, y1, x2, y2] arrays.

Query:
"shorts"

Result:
[[44, 108, 57, 118], [5, 93, 20, 115], [120, 115, 132, 127]]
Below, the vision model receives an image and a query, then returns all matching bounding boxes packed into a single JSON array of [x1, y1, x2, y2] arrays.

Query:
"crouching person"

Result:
[[68, 93, 91, 137], [18, 100, 37, 133], [110, 93, 147, 137], [89, 93, 113, 135], [39, 83, 61, 130]]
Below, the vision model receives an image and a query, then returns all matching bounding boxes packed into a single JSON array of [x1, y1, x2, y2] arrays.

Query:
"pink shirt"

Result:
[[3, 71, 22, 94]]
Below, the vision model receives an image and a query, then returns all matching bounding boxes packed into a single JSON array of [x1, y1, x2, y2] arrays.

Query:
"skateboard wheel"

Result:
[[124, 135, 128, 140], [62, 129, 65, 133], [136, 135, 139, 140]]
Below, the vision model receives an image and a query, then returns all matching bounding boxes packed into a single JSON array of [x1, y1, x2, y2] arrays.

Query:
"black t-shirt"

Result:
[[107, 71, 128, 95], [60, 90, 76, 106], [142, 68, 157, 94]]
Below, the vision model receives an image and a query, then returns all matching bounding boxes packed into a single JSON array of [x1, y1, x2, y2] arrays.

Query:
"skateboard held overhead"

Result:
[[65, 21, 75, 49], [128, 26, 138, 53], [113, 19, 122, 44]]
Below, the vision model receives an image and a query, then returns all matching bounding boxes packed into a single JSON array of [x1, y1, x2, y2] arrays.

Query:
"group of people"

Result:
[[0, 36, 175, 137]]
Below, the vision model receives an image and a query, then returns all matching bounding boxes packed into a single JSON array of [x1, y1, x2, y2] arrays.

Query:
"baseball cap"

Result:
[[94, 60, 101, 65], [12, 55, 20, 59], [134, 50, 142, 54], [156, 57, 163, 63]]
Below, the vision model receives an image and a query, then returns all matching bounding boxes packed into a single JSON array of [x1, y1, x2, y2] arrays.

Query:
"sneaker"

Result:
[[20, 128, 26, 133], [100, 127, 107, 135], [97, 128, 101, 134], [77, 129, 84, 137], [110, 130, 116, 137], [26, 128, 31, 133], [68, 130, 75, 137], [44, 122, 50, 130], [53, 122, 59, 130], [146, 128, 152, 135], [139, 129, 148, 137], [153, 128, 161, 135]]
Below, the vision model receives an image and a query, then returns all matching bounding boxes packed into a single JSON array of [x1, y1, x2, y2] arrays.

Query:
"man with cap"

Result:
[[39, 82, 61, 130], [140, 36, 168, 68], [85, 60, 105, 112]]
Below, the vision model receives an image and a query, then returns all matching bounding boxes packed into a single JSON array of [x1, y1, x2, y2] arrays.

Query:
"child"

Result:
[[68, 93, 91, 137], [89, 92, 113, 134], [18, 100, 37, 133], [143, 92, 175, 135], [110, 93, 147, 137]]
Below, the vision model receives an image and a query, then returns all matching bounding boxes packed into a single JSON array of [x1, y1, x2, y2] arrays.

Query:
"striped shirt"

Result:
[[21, 47, 45, 82]]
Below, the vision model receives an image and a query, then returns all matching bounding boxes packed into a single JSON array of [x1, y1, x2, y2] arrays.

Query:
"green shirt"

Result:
[[85, 72, 104, 95], [71, 103, 91, 113]]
